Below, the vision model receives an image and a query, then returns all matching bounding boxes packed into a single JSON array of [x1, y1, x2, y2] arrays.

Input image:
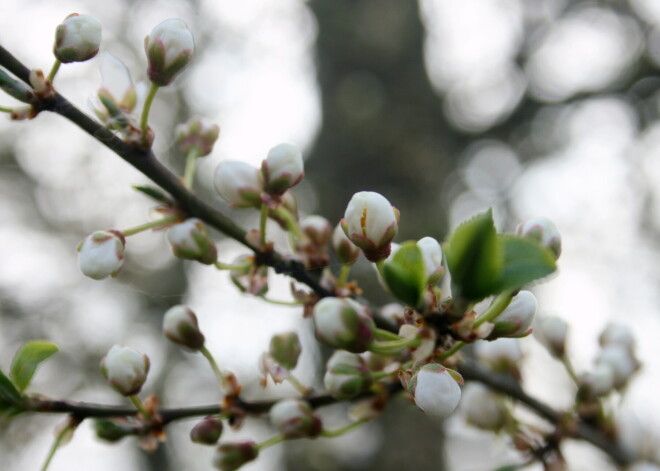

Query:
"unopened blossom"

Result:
[[475, 338, 523, 373], [162, 305, 205, 350], [77, 230, 125, 280], [596, 345, 640, 388], [214, 160, 262, 208], [579, 362, 615, 398], [269, 332, 301, 370], [462, 383, 507, 431], [53, 14, 102, 63], [536, 315, 568, 358], [145, 19, 194, 86], [312, 297, 375, 353], [491, 290, 537, 338], [100, 345, 150, 396], [408, 364, 462, 419], [300, 215, 332, 248], [599, 323, 635, 350], [190, 416, 223, 445], [175, 116, 220, 157], [516, 217, 561, 259], [324, 350, 373, 400], [97, 52, 137, 115], [417, 237, 444, 285], [269, 399, 322, 439], [261, 143, 304, 196], [213, 441, 259, 471], [341, 191, 399, 262], [166, 218, 217, 265], [332, 222, 360, 264]]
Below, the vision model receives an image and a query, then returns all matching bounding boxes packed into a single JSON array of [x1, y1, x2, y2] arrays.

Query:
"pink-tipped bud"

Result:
[[54, 13, 102, 63], [408, 364, 462, 419], [312, 297, 375, 353], [269, 399, 322, 439], [175, 116, 220, 157], [341, 191, 399, 262], [163, 305, 205, 350], [190, 416, 223, 445], [516, 217, 561, 259], [167, 218, 217, 265], [145, 19, 194, 86], [100, 345, 150, 396], [261, 143, 304, 196], [77, 230, 125, 280]]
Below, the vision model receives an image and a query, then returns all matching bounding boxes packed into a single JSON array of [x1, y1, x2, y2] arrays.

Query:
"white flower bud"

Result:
[[269, 399, 322, 438], [579, 362, 615, 398], [54, 14, 102, 63], [332, 222, 360, 264], [341, 191, 399, 262], [462, 383, 507, 431], [167, 218, 217, 265], [214, 160, 263, 208], [175, 116, 220, 157], [599, 323, 635, 350], [408, 364, 462, 419], [596, 345, 640, 388], [417, 237, 444, 285], [77, 230, 125, 280], [213, 441, 259, 471], [324, 350, 373, 400], [100, 345, 150, 396], [313, 297, 375, 353], [536, 315, 568, 358], [491, 290, 537, 338], [516, 217, 561, 259], [300, 215, 332, 248], [163, 305, 205, 350], [145, 19, 194, 86], [261, 143, 304, 196]]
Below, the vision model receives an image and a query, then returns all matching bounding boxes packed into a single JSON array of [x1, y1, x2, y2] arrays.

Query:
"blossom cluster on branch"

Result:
[[0, 12, 654, 471]]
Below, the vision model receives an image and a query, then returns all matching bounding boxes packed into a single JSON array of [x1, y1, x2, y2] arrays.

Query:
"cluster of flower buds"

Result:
[[166, 218, 217, 265], [77, 230, 126, 280], [269, 398, 322, 438], [162, 305, 206, 351], [341, 191, 399, 262], [53, 13, 102, 63], [312, 297, 375, 353], [100, 345, 150, 396]]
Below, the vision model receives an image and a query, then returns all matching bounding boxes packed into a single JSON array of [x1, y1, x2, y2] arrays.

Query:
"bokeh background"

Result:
[[1, 0, 659, 470]]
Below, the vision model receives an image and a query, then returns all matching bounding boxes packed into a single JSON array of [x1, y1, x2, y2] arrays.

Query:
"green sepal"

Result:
[[10, 340, 59, 393], [382, 241, 426, 308], [443, 209, 502, 301]]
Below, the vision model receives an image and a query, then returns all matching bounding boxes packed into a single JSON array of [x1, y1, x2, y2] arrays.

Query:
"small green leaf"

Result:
[[495, 236, 557, 292], [10, 341, 59, 393], [382, 242, 427, 308], [132, 185, 172, 205], [0, 369, 24, 419], [443, 209, 502, 301]]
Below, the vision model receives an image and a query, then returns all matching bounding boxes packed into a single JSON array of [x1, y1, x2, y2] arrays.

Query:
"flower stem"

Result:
[[257, 434, 284, 450], [139, 83, 159, 147], [371, 371, 395, 381], [321, 419, 367, 438], [128, 395, 151, 419], [286, 374, 310, 395], [369, 336, 422, 355], [40, 424, 71, 471], [0, 105, 12, 113], [436, 341, 466, 360], [120, 215, 180, 236], [260, 203, 269, 247], [473, 290, 514, 329], [47, 60, 61, 82], [200, 345, 228, 393], [375, 328, 402, 341], [182, 147, 200, 189], [561, 354, 580, 386], [336, 264, 351, 287], [272, 206, 302, 238]]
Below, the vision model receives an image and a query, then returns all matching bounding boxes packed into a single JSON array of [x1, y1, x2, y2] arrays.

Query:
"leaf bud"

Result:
[[323, 350, 373, 400], [167, 218, 217, 265], [269, 398, 322, 439], [53, 13, 102, 63], [269, 332, 301, 370], [190, 416, 224, 445], [213, 441, 259, 471], [76, 230, 125, 280], [516, 217, 561, 259], [100, 345, 150, 396], [490, 290, 537, 339], [175, 116, 220, 157], [261, 143, 304, 196], [163, 305, 205, 350], [407, 364, 462, 419], [312, 297, 375, 353], [145, 19, 194, 86], [93, 419, 132, 442], [341, 191, 399, 262], [214, 160, 263, 208]]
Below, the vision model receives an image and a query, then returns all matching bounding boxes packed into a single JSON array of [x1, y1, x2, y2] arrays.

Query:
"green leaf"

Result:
[[443, 209, 502, 301], [382, 242, 426, 308], [132, 185, 172, 205], [10, 341, 59, 393], [495, 236, 557, 292], [0, 369, 24, 419]]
